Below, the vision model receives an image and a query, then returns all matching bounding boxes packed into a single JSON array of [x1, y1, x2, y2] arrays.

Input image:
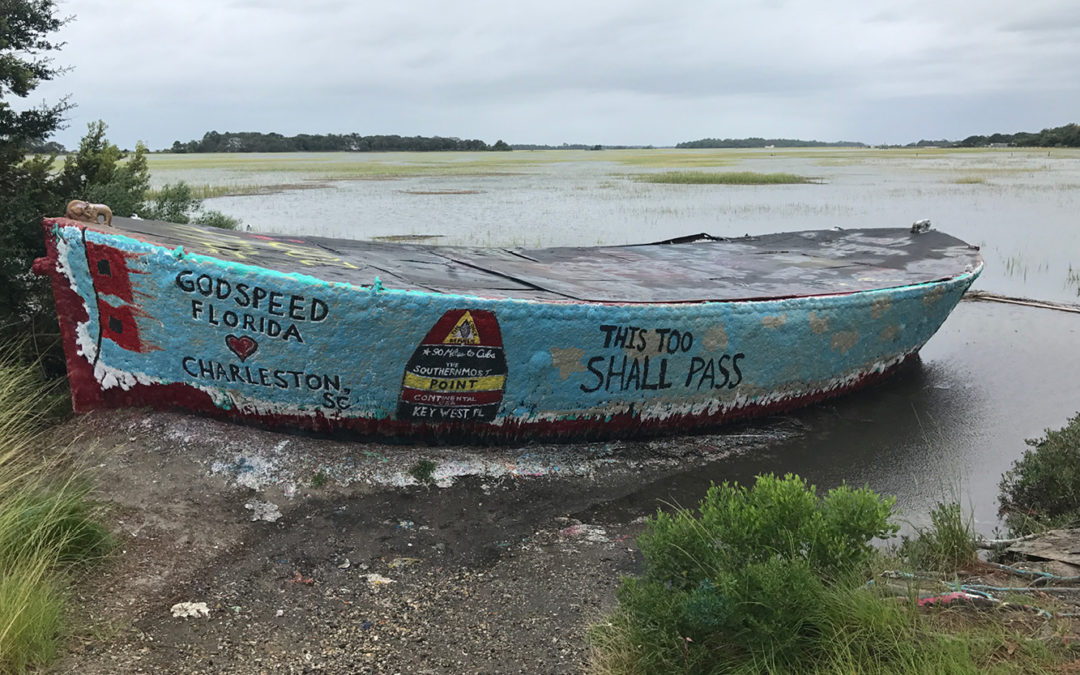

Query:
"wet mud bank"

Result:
[[52, 408, 791, 673]]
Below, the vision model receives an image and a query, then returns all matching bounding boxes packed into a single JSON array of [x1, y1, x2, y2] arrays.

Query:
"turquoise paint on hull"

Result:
[[53, 223, 980, 434]]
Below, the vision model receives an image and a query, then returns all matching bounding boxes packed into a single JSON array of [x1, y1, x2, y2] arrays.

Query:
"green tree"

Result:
[[56, 120, 150, 217], [0, 0, 70, 327]]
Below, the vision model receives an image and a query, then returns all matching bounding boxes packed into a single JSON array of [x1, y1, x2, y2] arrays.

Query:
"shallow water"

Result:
[[149, 148, 1080, 531]]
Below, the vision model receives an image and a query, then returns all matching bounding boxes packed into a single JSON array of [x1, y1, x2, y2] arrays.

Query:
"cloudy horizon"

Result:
[[31, 0, 1080, 150]]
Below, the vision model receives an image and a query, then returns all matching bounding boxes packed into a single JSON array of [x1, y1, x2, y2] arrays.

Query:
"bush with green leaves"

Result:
[[999, 413, 1080, 535], [597, 474, 897, 672], [1, 117, 241, 346], [55, 121, 151, 218], [141, 181, 239, 229]]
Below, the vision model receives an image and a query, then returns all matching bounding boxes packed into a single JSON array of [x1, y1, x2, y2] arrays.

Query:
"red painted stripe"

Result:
[[90, 353, 917, 443]]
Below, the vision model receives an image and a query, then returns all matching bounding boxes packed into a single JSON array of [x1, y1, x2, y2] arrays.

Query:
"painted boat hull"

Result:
[[36, 218, 981, 442]]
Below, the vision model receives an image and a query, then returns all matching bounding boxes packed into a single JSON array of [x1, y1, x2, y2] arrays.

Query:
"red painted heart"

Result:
[[225, 334, 258, 361]]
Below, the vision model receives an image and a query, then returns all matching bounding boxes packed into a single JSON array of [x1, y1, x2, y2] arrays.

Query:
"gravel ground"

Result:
[[47, 408, 790, 674]]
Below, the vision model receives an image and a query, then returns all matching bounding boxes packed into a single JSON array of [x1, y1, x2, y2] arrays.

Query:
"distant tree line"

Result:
[[167, 131, 512, 153], [510, 143, 655, 150], [945, 123, 1080, 148], [676, 138, 866, 149]]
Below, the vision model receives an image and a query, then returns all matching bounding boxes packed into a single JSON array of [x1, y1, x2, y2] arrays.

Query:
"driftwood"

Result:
[[1003, 528, 1080, 567], [977, 532, 1040, 549], [963, 290, 1080, 314]]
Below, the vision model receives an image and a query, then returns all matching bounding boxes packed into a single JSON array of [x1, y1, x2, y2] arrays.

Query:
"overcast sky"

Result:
[[31, 0, 1080, 149]]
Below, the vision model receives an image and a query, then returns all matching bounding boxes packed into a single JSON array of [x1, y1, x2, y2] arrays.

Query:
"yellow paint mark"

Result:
[[443, 311, 481, 344], [402, 373, 506, 391], [879, 325, 900, 341], [870, 297, 892, 318], [808, 311, 829, 334], [923, 286, 946, 306], [830, 331, 859, 353], [702, 324, 728, 350], [761, 314, 787, 329], [549, 346, 586, 380]]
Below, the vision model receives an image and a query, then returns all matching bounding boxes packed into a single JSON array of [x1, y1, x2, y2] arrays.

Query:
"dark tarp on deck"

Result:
[[103, 217, 982, 303]]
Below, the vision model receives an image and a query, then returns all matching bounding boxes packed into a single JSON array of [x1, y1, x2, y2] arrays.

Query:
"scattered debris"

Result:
[[244, 500, 283, 522], [170, 602, 210, 619], [287, 571, 314, 585], [338, 558, 351, 569], [389, 557, 421, 569], [362, 573, 396, 587], [559, 523, 610, 543], [1003, 528, 1080, 567]]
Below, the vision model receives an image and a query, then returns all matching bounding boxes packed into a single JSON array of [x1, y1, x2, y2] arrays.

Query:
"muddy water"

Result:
[[154, 149, 1080, 531]]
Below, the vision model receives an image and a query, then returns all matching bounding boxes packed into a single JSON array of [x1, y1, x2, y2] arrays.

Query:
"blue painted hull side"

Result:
[[48, 222, 980, 440]]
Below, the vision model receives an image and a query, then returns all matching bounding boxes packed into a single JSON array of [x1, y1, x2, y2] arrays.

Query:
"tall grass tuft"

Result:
[[637, 171, 814, 185], [898, 501, 979, 573], [0, 344, 111, 673]]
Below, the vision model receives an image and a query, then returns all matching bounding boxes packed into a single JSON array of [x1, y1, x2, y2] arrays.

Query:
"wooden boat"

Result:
[[34, 209, 982, 442]]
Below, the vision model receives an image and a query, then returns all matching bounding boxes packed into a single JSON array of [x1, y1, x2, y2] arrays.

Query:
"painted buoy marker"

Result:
[[397, 309, 507, 423]]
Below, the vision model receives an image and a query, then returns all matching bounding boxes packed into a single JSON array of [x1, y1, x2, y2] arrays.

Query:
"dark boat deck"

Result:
[[103, 217, 982, 303]]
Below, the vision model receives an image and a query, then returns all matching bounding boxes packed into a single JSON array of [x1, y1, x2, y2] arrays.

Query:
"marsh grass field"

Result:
[[145, 147, 1080, 304]]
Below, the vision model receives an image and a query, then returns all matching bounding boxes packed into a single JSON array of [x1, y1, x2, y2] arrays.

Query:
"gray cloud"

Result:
[[35, 0, 1080, 148]]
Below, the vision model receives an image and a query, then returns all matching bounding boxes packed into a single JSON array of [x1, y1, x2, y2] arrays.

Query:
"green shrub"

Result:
[[998, 413, 1080, 535], [898, 501, 978, 573], [637, 474, 896, 588], [56, 122, 151, 219], [588, 475, 1079, 673], [139, 181, 199, 223], [2, 122, 244, 346], [196, 209, 240, 230], [599, 474, 898, 671], [409, 459, 438, 484]]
